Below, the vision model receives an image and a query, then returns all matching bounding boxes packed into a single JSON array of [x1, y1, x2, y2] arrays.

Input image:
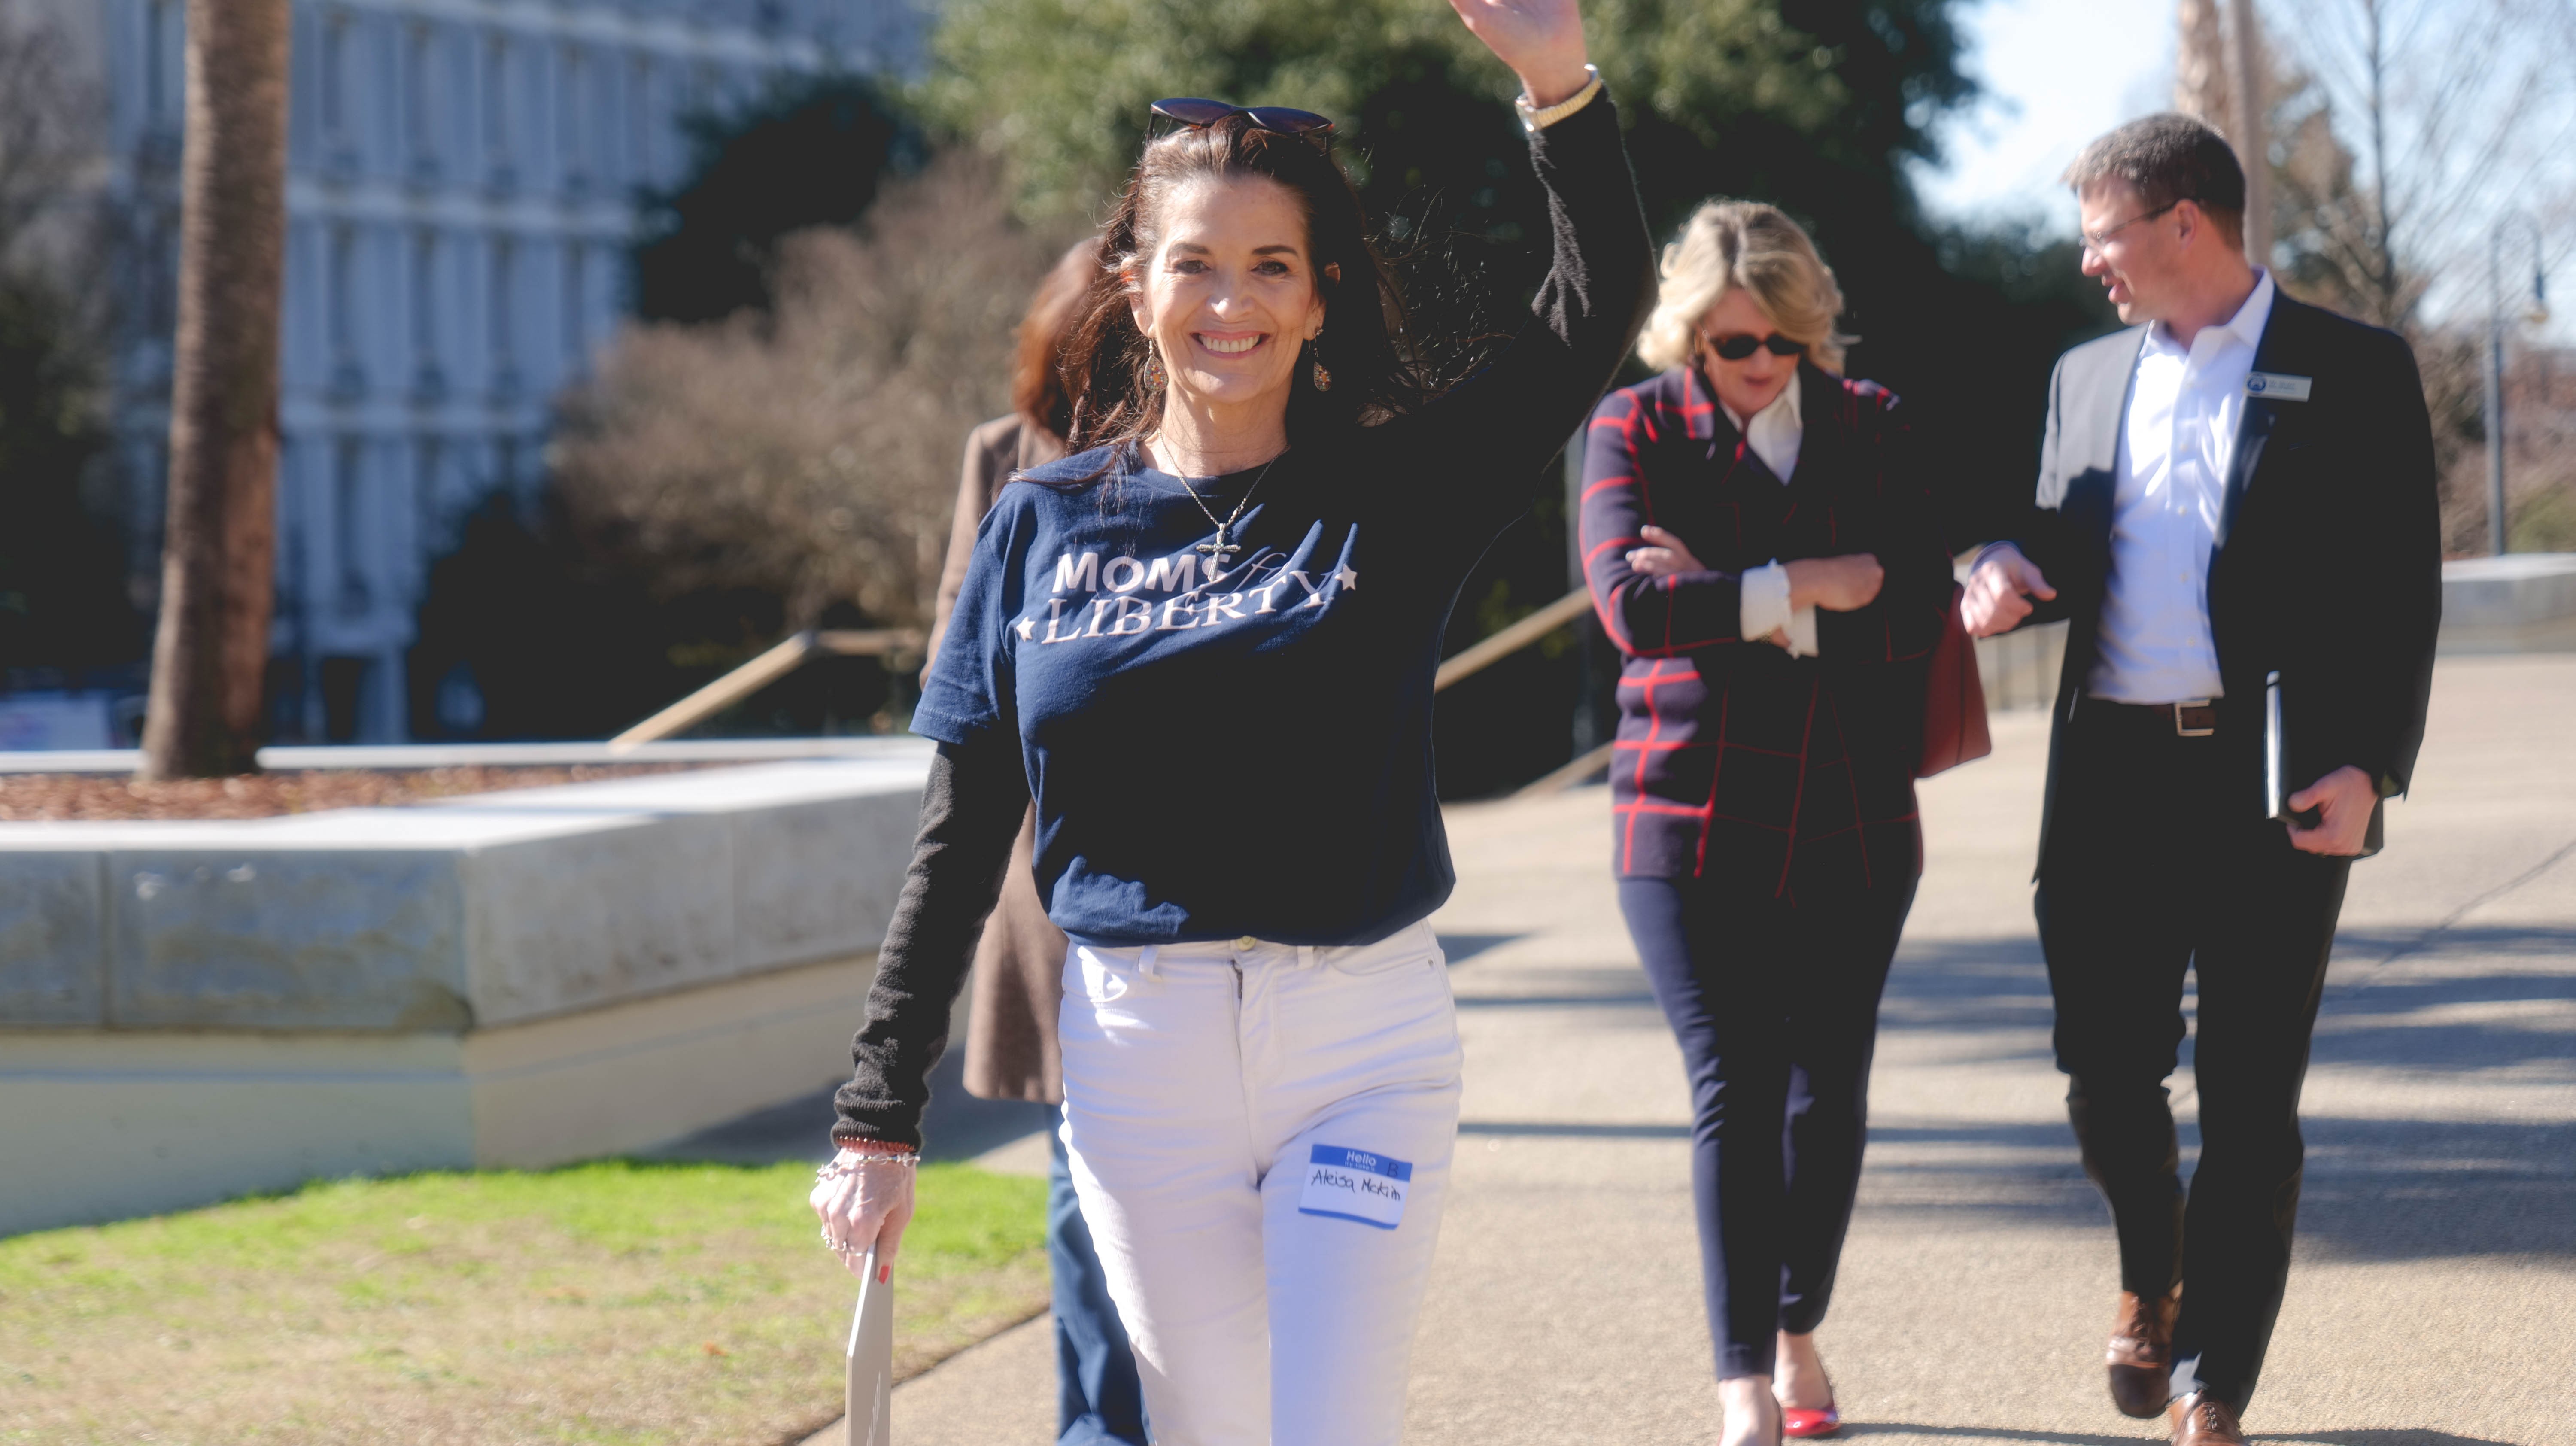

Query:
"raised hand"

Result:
[[1446, 0, 1592, 106]]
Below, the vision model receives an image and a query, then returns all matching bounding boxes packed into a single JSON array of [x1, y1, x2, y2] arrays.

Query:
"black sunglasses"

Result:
[[1702, 331, 1807, 362], [1150, 98, 1336, 147]]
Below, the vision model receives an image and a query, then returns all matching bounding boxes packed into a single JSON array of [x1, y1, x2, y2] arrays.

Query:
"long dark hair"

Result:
[[1012, 239, 1102, 446], [1060, 115, 1429, 459]]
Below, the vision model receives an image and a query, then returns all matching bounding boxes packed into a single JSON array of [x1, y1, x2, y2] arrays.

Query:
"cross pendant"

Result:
[[1195, 532, 1241, 562]]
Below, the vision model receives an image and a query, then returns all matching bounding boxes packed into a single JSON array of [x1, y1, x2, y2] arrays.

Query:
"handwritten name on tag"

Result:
[[2244, 372, 2313, 401], [1297, 1144, 1413, 1230]]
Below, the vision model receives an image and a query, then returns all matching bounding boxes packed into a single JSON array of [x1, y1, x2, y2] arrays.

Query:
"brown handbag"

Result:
[[1917, 581, 1992, 778]]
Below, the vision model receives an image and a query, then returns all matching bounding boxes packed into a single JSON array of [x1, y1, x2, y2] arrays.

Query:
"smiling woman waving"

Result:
[[808, 0, 1650, 1439]]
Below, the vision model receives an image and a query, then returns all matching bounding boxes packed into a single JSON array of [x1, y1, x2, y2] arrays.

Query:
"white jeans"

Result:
[[1057, 921, 1463, 1446]]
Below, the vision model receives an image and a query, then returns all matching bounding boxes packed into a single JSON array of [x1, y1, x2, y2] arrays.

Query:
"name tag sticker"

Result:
[[1297, 1144, 1413, 1230], [2245, 371, 2313, 401]]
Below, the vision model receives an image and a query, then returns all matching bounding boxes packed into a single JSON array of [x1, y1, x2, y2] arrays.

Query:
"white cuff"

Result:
[[1741, 561, 1818, 658], [1785, 602, 1818, 658]]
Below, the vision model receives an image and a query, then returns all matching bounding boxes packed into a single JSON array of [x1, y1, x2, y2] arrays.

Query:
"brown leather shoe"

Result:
[[2105, 1289, 2178, 1418], [2168, 1391, 2245, 1445]]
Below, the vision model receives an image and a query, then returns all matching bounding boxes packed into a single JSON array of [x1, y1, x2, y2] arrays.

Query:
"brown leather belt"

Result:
[[2092, 698, 2218, 736]]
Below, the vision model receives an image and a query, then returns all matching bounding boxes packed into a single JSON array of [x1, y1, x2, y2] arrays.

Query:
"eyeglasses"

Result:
[[2081, 200, 2183, 254], [1149, 98, 1335, 147], [1702, 331, 1807, 362]]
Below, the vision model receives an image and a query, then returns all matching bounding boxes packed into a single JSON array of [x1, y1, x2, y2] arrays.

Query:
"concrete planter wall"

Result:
[[1965, 556, 2576, 713], [2439, 553, 2576, 653], [0, 749, 931, 1236]]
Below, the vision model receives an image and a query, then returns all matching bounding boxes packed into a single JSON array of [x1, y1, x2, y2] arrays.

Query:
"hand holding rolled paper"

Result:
[[810, 1146, 917, 1279]]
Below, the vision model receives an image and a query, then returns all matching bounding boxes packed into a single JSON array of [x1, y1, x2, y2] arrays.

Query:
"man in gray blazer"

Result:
[[1963, 115, 2440, 1446]]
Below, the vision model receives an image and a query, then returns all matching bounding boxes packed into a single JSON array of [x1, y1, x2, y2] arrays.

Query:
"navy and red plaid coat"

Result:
[[1579, 363, 1953, 894]]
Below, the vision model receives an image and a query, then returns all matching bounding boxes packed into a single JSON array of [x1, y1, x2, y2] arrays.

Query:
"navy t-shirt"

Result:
[[915, 444, 1497, 945], [911, 98, 1649, 947]]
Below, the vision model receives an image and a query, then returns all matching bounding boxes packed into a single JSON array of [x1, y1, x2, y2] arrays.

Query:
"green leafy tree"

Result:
[[928, 0, 1970, 242], [919, 0, 2050, 509], [0, 270, 121, 674], [923, 0, 2111, 796], [0, 4, 125, 677], [632, 73, 924, 323]]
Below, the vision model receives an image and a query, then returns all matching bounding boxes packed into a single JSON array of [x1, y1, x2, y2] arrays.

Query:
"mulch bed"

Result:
[[0, 763, 713, 821]]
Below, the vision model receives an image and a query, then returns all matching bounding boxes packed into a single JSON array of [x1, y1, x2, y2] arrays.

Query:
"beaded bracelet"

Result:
[[817, 1147, 920, 1182]]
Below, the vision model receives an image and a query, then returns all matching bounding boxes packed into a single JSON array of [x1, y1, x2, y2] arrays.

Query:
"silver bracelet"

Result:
[[817, 1150, 920, 1182]]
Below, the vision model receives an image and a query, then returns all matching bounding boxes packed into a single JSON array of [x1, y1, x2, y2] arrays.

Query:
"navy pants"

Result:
[[1619, 873, 1916, 1380], [1050, 1109, 1149, 1445]]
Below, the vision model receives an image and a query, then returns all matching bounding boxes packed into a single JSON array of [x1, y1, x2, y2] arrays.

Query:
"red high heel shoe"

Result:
[[1780, 1404, 1841, 1439], [1777, 1365, 1840, 1439]]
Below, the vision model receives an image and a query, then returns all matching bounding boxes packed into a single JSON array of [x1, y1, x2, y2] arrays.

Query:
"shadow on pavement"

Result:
[[2267, 1422, 2524, 1433], [1457, 1120, 1691, 1138], [1437, 932, 1524, 965], [641, 1046, 1051, 1167], [1839, 1428, 2146, 1444], [1842, 1429, 2518, 1446], [1854, 1113, 2575, 1260], [1830, 932, 2576, 1261], [2294, 1116, 2576, 1261], [1880, 930, 2576, 1078]]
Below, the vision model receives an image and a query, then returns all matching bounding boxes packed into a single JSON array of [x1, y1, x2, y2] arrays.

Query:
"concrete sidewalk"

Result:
[[858, 655, 2576, 1446]]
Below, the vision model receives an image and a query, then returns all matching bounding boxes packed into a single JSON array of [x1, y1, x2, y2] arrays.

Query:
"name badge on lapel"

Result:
[[2245, 372, 2312, 401]]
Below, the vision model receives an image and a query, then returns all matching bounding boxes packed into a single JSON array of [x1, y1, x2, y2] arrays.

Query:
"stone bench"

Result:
[[0, 747, 932, 1236]]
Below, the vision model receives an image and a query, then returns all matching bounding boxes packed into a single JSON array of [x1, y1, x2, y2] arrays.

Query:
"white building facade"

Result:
[[57, 0, 923, 742]]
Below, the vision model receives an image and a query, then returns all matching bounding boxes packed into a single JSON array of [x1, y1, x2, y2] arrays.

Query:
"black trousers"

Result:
[[1619, 871, 1917, 1380], [2037, 698, 2351, 1410]]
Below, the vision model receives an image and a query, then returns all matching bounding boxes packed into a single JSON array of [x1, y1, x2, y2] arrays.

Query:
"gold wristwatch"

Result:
[[1516, 65, 1603, 133]]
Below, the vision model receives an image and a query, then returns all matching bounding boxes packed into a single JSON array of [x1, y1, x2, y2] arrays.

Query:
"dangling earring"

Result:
[[1309, 334, 1332, 392], [1145, 346, 1166, 391]]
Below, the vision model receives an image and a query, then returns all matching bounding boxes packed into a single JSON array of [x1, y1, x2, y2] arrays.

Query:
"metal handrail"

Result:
[[1432, 588, 1591, 693], [608, 628, 924, 751], [608, 583, 1598, 752]]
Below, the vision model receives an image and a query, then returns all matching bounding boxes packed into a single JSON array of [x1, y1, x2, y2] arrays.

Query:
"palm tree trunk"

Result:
[[2175, 0, 2231, 131], [139, 0, 292, 779], [2226, 0, 2272, 267]]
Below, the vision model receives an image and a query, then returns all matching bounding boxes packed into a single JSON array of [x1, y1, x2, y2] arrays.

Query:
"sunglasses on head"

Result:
[[1703, 331, 1808, 362], [1149, 98, 1336, 147]]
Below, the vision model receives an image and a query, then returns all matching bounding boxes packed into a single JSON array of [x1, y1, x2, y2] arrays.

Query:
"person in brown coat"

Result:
[[925, 238, 1148, 1446]]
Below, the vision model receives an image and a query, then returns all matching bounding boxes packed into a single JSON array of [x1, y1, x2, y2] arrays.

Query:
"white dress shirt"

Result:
[[2087, 269, 2276, 703], [1727, 381, 1819, 656]]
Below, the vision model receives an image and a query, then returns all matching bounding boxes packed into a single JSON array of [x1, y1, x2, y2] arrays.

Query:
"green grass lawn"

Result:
[[0, 1160, 1048, 1446]]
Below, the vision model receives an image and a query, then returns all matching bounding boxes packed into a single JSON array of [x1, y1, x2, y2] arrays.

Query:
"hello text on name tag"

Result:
[[2245, 371, 2313, 402], [1297, 1144, 1413, 1230]]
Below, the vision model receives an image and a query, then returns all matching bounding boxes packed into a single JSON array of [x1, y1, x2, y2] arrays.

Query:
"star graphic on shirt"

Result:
[[1015, 615, 1037, 641], [1331, 565, 1360, 591]]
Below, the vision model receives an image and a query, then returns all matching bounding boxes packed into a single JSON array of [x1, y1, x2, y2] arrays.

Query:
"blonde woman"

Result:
[[1578, 200, 1952, 1445]]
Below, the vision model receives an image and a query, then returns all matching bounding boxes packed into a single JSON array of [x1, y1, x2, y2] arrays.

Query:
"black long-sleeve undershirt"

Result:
[[832, 735, 1026, 1148]]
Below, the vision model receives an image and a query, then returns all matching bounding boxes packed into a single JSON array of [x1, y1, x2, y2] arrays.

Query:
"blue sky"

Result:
[[1909, 0, 2183, 228], [1908, 0, 2574, 341]]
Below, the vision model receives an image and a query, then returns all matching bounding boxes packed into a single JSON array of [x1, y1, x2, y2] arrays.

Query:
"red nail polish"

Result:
[[878, 1263, 891, 1284]]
